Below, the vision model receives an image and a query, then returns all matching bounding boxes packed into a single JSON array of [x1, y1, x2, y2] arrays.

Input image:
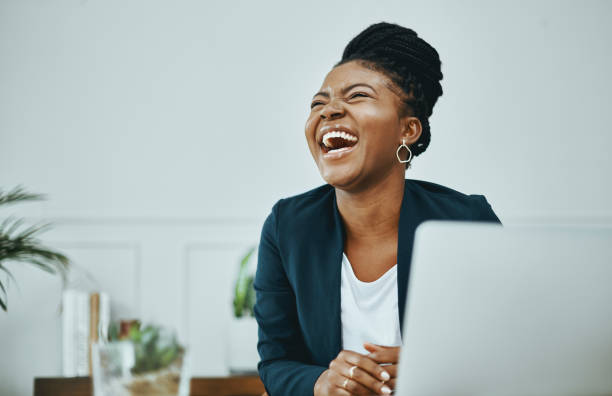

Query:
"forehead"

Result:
[[318, 61, 393, 94]]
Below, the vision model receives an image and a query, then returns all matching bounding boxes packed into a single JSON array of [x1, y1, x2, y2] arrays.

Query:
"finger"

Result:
[[338, 351, 392, 394], [386, 378, 396, 390], [366, 345, 399, 360], [325, 367, 357, 396], [363, 341, 396, 350], [363, 341, 386, 348], [329, 359, 381, 395], [330, 359, 385, 395], [335, 375, 376, 396], [363, 342, 398, 354], [366, 347, 400, 364], [363, 342, 379, 353], [333, 383, 353, 396], [385, 364, 398, 378], [340, 350, 391, 381]]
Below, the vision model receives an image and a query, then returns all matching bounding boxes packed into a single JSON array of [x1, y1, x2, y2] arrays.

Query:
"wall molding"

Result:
[[51, 241, 143, 316], [18, 216, 262, 226], [181, 241, 255, 342]]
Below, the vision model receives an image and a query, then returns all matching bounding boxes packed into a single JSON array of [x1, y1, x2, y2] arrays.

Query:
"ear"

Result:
[[400, 116, 422, 146]]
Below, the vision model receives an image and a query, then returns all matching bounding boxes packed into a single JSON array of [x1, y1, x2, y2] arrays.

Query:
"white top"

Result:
[[340, 252, 403, 355]]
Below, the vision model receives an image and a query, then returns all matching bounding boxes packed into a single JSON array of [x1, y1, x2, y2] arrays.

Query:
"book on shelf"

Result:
[[61, 289, 110, 377]]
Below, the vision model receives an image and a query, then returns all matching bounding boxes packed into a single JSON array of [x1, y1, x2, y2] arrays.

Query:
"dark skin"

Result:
[[304, 60, 422, 395]]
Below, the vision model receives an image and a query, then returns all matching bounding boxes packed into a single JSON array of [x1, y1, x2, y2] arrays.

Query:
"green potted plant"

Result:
[[233, 246, 256, 318], [228, 246, 259, 374], [0, 186, 69, 311], [92, 319, 189, 396]]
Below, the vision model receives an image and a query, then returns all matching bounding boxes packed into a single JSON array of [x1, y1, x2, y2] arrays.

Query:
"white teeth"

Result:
[[321, 130, 358, 147], [327, 146, 351, 153]]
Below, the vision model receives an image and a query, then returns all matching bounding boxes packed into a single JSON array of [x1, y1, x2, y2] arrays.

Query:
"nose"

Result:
[[320, 99, 344, 120]]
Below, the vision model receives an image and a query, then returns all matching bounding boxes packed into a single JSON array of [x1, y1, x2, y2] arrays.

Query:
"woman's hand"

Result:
[[314, 349, 392, 395], [363, 342, 401, 391]]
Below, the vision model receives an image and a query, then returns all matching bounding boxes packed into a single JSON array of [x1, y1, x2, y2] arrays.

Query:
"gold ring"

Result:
[[349, 365, 357, 378], [343, 378, 349, 388]]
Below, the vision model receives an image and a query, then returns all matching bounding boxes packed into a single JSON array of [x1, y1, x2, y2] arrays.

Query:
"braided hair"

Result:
[[334, 22, 444, 162]]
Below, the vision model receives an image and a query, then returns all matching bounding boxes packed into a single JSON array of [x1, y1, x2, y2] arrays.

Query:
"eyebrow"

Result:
[[312, 83, 377, 99]]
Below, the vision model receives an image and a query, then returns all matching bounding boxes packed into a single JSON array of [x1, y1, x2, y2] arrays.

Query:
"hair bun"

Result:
[[341, 22, 443, 113], [342, 22, 419, 60], [336, 22, 444, 158]]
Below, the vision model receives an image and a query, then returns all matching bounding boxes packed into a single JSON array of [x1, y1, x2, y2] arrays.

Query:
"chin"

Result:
[[319, 166, 361, 189]]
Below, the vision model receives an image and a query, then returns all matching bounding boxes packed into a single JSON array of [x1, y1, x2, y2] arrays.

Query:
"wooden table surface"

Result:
[[34, 376, 266, 396]]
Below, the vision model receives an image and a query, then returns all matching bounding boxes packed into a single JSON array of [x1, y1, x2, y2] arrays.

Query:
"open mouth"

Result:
[[319, 130, 359, 154]]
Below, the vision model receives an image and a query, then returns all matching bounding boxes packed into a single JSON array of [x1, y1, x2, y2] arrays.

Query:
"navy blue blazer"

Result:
[[253, 178, 502, 396]]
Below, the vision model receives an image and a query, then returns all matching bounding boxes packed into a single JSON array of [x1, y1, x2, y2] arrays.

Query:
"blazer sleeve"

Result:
[[470, 194, 503, 225], [253, 199, 327, 396]]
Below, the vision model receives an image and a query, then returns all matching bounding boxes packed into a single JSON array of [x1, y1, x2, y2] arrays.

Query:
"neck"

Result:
[[335, 173, 405, 241]]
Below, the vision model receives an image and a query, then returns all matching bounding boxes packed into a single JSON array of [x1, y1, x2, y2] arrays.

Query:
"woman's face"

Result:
[[305, 60, 421, 191]]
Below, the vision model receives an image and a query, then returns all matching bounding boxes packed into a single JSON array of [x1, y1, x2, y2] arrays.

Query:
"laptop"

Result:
[[395, 221, 612, 396]]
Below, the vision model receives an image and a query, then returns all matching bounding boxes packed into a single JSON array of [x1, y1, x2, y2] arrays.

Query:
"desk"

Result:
[[34, 376, 266, 396]]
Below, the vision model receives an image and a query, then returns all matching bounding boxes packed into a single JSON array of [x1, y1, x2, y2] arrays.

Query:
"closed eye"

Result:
[[310, 92, 368, 109]]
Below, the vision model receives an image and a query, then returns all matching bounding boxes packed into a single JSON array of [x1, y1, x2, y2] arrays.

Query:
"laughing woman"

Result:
[[254, 22, 501, 396]]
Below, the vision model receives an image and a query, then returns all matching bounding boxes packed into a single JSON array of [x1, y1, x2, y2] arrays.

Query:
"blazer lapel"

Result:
[[304, 187, 344, 363], [397, 179, 426, 338], [397, 180, 412, 338], [328, 190, 346, 357]]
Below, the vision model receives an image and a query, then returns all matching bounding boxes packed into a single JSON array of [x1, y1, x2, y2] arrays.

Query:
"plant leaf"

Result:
[[14, 222, 51, 241], [0, 186, 70, 313], [4, 218, 26, 238], [0, 266, 11, 312], [234, 246, 256, 317], [0, 264, 16, 285], [25, 259, 58, 274], [0, 186, 45, 206], [245, 276, 256, 316], [1, 216, 18, 234]]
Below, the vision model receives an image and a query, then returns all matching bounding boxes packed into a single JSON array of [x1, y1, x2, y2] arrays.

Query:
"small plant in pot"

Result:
[[228, 246, 259, 374], [93, 320, 188, 396]]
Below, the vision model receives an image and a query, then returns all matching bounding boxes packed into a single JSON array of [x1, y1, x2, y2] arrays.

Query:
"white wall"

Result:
[[1, 0, 611, 395]]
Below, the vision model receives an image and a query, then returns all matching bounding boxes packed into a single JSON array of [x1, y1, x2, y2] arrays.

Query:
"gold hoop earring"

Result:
[[396, 139, 413, 164]]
